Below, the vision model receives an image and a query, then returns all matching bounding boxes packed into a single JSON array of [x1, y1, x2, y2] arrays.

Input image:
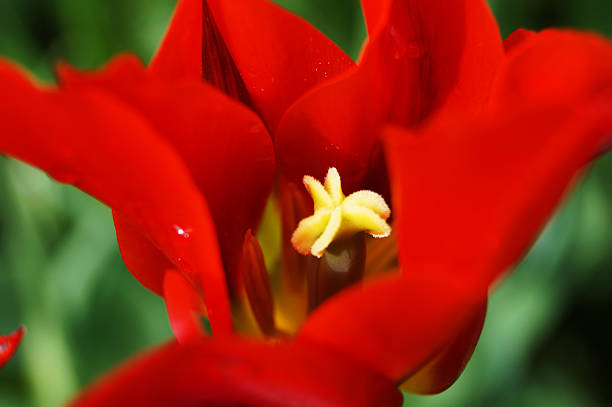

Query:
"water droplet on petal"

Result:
[[173, 225, 192, 239]]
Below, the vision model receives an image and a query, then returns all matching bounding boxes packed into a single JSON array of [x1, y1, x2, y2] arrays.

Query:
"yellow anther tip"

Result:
[[291, 167, 392, 257]]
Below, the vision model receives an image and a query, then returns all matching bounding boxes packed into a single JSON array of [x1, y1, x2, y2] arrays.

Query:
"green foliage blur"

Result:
[[0, 1, 610, 406]]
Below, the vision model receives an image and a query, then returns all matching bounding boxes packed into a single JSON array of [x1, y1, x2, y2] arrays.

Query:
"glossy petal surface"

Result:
[[384, 30, 612, 289], [112, 211, 172, 296], [240, 230, 277, 336], [276, 0, 503, 191], [164, 269, 208, 344], [385, 106, 612, 290], [401, 302, 487, 393], [360, 0, 393, 36], [150, 0, 354, 131], [148, 0, 204, 81], [59, 55, 276, 289], [297, 273, 485, 383], [491, 30, 612, 111], [71, 338, 403, 407], [0, 59, 232, 333]]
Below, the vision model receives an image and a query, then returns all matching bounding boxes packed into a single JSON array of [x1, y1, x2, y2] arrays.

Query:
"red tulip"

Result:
[[0, 0, 610, 405]]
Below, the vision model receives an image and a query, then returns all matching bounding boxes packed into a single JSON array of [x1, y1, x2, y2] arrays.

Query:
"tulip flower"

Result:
[[0, 0, 610, 405]]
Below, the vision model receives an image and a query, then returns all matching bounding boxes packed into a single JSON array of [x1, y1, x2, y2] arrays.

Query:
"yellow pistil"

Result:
[[291, 167, 391, 258]]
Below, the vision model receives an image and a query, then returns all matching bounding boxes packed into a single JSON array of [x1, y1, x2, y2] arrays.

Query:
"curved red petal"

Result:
[[70, 338, 403, 407], [208, 0, 355, 131], [360, 0, 393, 37], [275, 0, 503, 192], [164, 269, 208, 344], [384, 101, 612, 291], [0, 59, 232, 333], [0, 326, 25, 369], [148, 0, 204, 81], [401, 301, 487, 394], [150, 0, 354, 131], [491, 30, 612, 111], [112, 211, 172, 296], [503, 28, 536, 53], [59, 55, 276, 289], [383, 30, 612, 289], [55, 54, 146, 87], [240, 230, 277, 336], [59, 59, 178, 299], [148, 0, 252, 105], [296, 272, 486, 383]]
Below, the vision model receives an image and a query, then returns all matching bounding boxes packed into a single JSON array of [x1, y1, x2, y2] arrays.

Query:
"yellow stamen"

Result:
[[291, 167, 391, 258]]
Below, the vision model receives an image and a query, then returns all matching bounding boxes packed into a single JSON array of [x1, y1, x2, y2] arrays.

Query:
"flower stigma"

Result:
[[291, 167, 392, 258]]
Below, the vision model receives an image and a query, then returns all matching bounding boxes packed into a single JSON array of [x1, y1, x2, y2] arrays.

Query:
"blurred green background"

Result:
[[0, 0, 610, 406]]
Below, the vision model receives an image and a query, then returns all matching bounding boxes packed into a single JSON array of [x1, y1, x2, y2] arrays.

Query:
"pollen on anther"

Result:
[[291, 167, 391, 258]]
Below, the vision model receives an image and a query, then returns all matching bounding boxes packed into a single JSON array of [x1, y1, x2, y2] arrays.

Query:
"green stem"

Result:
[[0, 159, 77, 407]]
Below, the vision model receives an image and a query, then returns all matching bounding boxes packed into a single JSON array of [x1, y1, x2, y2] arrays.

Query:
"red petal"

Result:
[[401, 302, 487, 394], [275, 0, 503, 192], [208, 0, 356, 131], [149, 0, 355, 131], [0, 59, 232, 333], [148, 0, 204, 81], [0, 326, 25, 369], [164, 269, 208, 344], [296, 272, 486, 383], [113, 211, 171, 296], [148, 0, 252, 104], [384, 103, 612, 290], [384, 39, 612, 380], [278, 179, 317, 292], [360, 0, 393, 37], [491, 30, 612, 111], [240, 230, 277, 336], [59, 55, 276, 290], [503, 28, 536, 53], [58, 59, 209, 302], [70, 338, 403, 407], [383, 30, 612, 289]]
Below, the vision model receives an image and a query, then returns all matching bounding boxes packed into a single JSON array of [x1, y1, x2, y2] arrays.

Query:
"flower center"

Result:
[[236, 167, 394, 337], [291, 167, 392, 257], [293, 167, 392, 311]]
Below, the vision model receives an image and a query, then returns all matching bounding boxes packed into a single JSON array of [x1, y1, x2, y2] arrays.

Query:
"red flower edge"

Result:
[[0, 326, 25, 369], [70, 337, 403, 407]]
